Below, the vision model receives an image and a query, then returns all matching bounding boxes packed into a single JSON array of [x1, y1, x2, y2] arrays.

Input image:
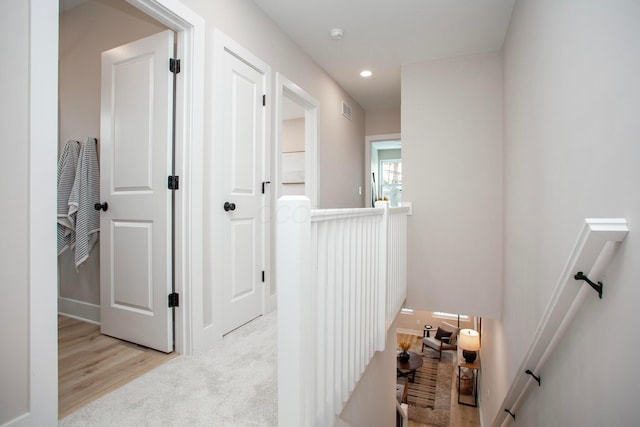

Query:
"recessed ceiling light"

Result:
[[360, 70, 373, 78]]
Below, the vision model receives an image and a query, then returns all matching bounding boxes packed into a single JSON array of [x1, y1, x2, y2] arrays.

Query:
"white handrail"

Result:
[[493, 218, 628, 426], [277, 196, 408, 427]]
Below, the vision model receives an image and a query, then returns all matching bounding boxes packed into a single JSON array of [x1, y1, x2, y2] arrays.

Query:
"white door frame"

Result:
[[125, 0, 205, 356], [269, 73, 319, 312], [24, 0, 59, 424], [365, 133, 401, 208], [24, 1, 203, 422], [275, 73, 320, 209]]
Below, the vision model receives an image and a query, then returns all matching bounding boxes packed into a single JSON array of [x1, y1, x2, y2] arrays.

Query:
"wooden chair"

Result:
[[421, 321, 459, 360], [396, 377, 409, 404]]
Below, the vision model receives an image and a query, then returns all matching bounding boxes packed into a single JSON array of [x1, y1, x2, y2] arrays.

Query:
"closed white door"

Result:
[[220, 48, 267, 334], [99, 30, 174, 353]]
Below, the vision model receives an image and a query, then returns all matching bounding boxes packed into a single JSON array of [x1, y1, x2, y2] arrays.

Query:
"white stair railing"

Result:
[[493, 218, 628, 426], [277, 196, 408, 427]]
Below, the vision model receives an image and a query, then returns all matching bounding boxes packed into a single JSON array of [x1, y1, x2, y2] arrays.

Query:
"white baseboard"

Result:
[[396, 327, 423, 336], [58, 297, 100, 324]]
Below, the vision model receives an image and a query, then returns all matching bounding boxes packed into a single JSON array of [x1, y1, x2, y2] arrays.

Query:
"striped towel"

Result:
[[57, 140, 80, 255], [69, 137, 100, 267]]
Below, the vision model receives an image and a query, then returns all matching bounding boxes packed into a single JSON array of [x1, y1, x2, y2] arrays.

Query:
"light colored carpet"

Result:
[[59, 311, 277, 427]]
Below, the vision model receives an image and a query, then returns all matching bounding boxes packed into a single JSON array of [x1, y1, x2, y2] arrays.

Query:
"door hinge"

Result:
[[168, 175, 179, 190], [261, 180, 271, 194], [261, 270, 265, 283], [169, 58, 181, 74], [262, 94, 266, 106], [168, 292, 179, 308]]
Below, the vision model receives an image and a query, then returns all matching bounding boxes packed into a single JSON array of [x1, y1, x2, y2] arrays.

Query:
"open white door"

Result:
[[220, 45, 267, 334], [99, 30, 174, 353]]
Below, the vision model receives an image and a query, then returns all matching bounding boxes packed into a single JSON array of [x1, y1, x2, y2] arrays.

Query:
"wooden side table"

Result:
[[457, 348, 480, 407], [397, 351, 423, 383]]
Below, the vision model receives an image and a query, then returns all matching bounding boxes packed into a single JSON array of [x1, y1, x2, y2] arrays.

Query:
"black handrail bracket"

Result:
[[574, 271, 603, 299]]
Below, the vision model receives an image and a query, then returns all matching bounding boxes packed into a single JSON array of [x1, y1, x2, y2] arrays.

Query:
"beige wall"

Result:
[[57, 0, 168, 310], [0, 1, 30, 421], [281, 118, 305, 153], [481, 1, 640, 425], [365, 106, 401, 136], [59, 0, 168, 146], [401, 52, 503, 319]]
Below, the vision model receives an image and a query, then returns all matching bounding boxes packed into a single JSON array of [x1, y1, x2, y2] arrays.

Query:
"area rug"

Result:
[[397, 344, 453, 427]]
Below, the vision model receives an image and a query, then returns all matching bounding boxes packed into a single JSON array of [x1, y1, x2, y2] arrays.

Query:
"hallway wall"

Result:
[[365, 106, 401, 135], [482, 1, 640, 425], [339, 317, 397, 427], [401, 52, 504, 319], [58, 0, 168, 319]]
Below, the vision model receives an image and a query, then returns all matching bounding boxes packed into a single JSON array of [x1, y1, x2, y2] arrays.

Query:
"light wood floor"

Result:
[[58, 315, 177, 419], [397, 333, 481, 427]]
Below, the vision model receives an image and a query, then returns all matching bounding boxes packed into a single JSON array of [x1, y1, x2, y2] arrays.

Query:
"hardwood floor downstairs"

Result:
[[397, 333, 481, 427], [58, 315, 177, 419]]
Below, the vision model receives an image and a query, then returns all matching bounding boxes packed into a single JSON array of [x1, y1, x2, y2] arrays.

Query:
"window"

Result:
[[433, 312, 469, 321], [380, 159, 401, 207]]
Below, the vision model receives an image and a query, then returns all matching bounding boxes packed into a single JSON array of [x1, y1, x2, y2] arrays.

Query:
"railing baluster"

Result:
[[341, 217, 349, 404], [356, 218, 364, 375], [332, 218, 342, 414], [277, 197, 409, 426], [325, 220, 335, 421], [314, 221, 325, 425]]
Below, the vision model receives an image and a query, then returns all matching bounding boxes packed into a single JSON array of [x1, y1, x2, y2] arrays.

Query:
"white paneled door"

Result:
[[220, 46, 267, 334], [99, 30, 175, 353]]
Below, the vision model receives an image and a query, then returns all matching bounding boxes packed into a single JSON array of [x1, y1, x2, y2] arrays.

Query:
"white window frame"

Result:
[[433, 311, 469, 321]]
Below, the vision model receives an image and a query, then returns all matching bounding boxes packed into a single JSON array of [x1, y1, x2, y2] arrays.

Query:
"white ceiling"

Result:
[[252, 0, 515, 111]]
